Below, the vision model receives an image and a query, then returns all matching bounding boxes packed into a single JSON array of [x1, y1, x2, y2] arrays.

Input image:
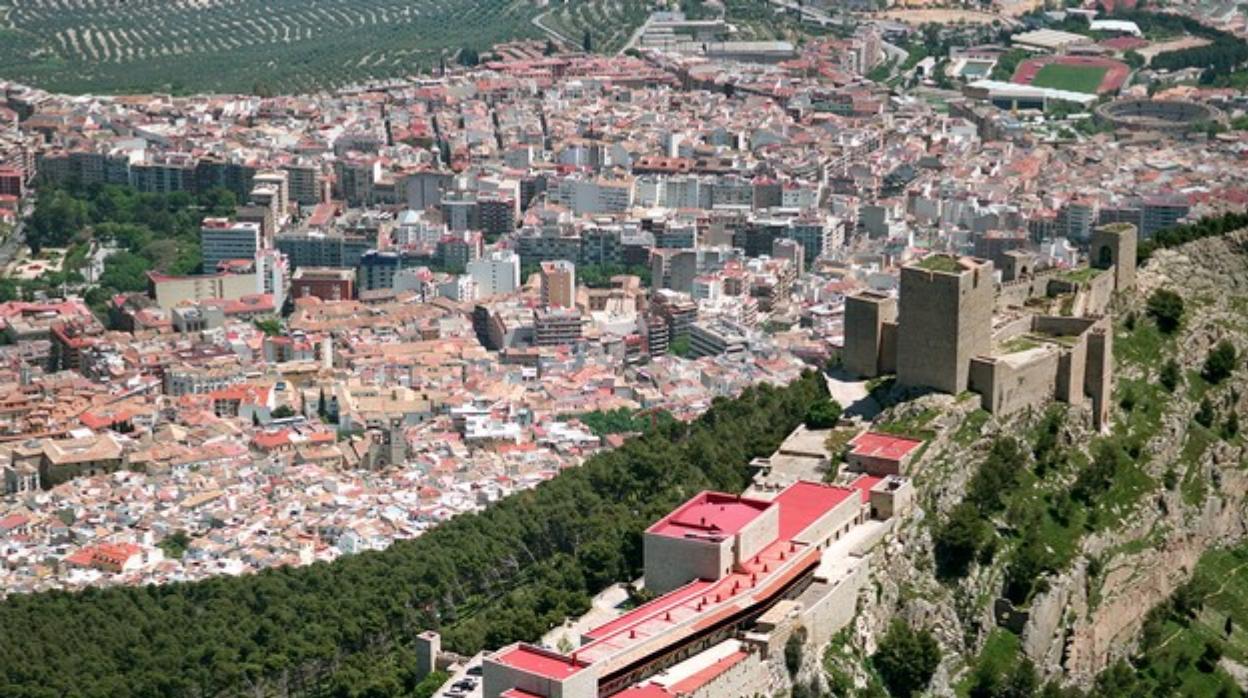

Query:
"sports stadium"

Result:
[[1012, 55, 1131, 95], [1095, 98, 1225, 132]]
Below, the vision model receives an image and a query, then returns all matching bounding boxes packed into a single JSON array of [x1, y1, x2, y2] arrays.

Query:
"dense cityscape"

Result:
[[0, 0, 1247, 696]]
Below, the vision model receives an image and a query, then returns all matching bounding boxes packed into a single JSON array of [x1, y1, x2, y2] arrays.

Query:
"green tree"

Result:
[[804, 399, 843, 429], [1006, 527, 1060, 604], [199, 187, 237, 217], [967, 436, 1024, 514], [1202, 340, 1237, 384], [1197, 396, 1217, 429], [1173, 576, 1214, 621], [582, 30, 593, 53], [785, 626, 806, 676], [255, 318, 283, 336], [1198, 640, 1223, 673], [271, 405, 296, 420], [27, 189, 89, 253], [1160, 358, 1181, 393], [873, 620, 941, 698], [157, 530, 192, 559], [1146, 288, 1184, 334], [98, 251, 153, 293], [1073, 439, 1125, 505], [970, 656, 1038, 698], [413, 670, 450, 698], [934, 502, 990, 579]]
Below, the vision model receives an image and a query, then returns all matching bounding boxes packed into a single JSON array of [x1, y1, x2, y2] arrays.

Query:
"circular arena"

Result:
[[1011, 55, 1130, 95], [1095, 98, 1225, 131]]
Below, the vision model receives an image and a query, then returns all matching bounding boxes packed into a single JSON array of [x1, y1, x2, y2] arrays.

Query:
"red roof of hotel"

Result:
[[576, 537, 819, 666], [848, 432, 924, 462], [496, 645, 589, 679], [669, 650, 750, 694], [850, 475, 884, 503], [496, 479, 867, 683], [646, 492, 772, 540], [772, 481, 856, 540], [583, 579, 714, 641]]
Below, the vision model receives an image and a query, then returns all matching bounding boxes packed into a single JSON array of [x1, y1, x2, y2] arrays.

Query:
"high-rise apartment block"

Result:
[[540, 260, 576, 308], [468, 250, 522, 298], [200, 219, 262, 273]]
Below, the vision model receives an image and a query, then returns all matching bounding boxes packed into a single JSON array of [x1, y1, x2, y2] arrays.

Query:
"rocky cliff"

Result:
[[811, 229, 1248, 695]]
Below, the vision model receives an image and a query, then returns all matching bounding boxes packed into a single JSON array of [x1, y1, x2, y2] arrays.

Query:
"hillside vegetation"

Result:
[[0, 0, 837, 92], [0, 0, 545, 94], [806, 220, 1248, 698], [0, 372, 828, 698]]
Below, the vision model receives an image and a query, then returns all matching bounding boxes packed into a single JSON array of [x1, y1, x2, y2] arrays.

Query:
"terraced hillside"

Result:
[[539, 0, 651, 54], [0, 0, 545, 94]]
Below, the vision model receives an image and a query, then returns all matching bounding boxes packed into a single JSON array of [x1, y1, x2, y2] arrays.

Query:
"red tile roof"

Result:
[[669, 650, 750, 694], [496, 645, 589, 679], [773, 481, 855, 540], [646, 492, 772, 540], [850, 475, 884, 503], [848, 431, 923, 462]]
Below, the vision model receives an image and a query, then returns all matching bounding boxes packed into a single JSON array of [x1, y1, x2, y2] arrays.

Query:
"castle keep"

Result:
[[844, 223, 1137, 430]]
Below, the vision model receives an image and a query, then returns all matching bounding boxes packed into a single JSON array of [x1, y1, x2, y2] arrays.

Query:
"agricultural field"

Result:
[[539, 0, 652, 55], [1029, 64, 1109, 94], [0, 0, 546, 94]]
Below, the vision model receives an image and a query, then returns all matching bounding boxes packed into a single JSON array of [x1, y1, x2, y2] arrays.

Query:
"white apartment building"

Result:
[[200, 219, 262, 273], [467, 250, 522, 298], [549, 176, 634, 215]]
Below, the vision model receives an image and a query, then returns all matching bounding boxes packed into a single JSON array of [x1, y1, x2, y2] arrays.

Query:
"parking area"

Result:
[[433, 654, 483, 698]]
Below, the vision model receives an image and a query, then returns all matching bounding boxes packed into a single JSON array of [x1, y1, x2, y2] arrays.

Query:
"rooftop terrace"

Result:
[[914, 255, 965, 273], [646, 492, 772, 540]]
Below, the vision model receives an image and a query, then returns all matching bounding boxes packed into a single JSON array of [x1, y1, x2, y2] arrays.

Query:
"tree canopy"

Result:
[[1202, 340, 1238, 385], [804, 398, 843, 429], [1146, 288, 1185, 335], [1137, 211, 1248, 265], [872, 619, 941, 698]]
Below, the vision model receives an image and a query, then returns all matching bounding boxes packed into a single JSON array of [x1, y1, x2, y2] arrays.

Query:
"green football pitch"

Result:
[[1029, 64, 1108, 94]]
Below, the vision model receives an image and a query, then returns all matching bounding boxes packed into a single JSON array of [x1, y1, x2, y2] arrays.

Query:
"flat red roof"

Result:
[[583, 580, 713, 641], [850, 475, 884, 503], [849, 432, 924, 462], [669, 650, 750, 694], [496, 645, 589, 679], [773, 481, 855, 540], [646, 492, 772, 540], [577, 538, 820, 667], [491, 479, 860, 687]]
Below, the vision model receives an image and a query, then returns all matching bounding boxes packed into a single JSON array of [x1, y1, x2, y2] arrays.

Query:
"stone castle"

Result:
[[844, 223, 1137, 430]]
